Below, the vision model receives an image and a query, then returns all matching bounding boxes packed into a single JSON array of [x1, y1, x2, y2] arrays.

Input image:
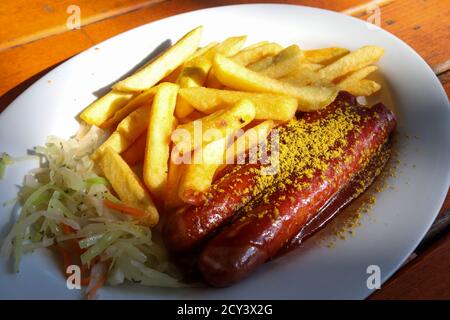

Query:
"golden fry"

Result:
[[247, 55, 274, 72], [143, 83, 179, 200], [80, 91, 135, 126], [164, 158, 185, 210], [337, 65, 378, 88], [113, 26, 203, 92], [98, 147, 158, 226], [177, 110, 207, 124], [318, 45, 384, 82], [179, 87, 297, 121], [204, 36, 247, 89], [172, 98, 255, 154], [189, 41, 219, 60], [259, 45, 305, 79], [178, 137, 228, 204], [343, 79, 381, 96], [304, 47, 350, 64], [225, 120, 275, 164], [102, 86, 159, 129], [116, 105, 151, 141], [93, 104, 151, 159], [212, 54, 338, 111], [241, 41, 269, 50], [231, 42, 283, 66], [175, 36, 247, 118], [121, 132, 147, 166], [279, 63, 322, 87]]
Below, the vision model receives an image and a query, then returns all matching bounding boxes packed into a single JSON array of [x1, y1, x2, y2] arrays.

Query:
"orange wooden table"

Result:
[[0, 0, 449, 299]]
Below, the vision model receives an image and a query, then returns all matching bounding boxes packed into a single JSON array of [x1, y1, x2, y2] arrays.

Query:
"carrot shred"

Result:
[[81, 276, 91, 286], [85, 275, 107, 300], [61, 223, 75, 235], [54, 245, 73, 272], [85, 261, 109, 300], [103, 199, 147, 217], [60, 223, 82, 254]]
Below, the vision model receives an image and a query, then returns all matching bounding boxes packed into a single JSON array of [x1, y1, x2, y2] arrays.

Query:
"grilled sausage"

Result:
[[163, 93, 357, 253], [198, 100, 396, 287]]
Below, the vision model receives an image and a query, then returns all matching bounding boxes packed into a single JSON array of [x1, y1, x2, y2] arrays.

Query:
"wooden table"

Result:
[[0, 0, 449, 299]]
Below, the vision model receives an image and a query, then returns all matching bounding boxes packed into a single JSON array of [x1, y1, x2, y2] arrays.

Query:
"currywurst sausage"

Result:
[[198, 96, 396, 287], [163, 163, 261, 252], [163, 93, 357, 253]]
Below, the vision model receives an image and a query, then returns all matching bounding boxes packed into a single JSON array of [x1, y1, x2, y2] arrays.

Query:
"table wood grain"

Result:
[[0, 0, 449, 299]]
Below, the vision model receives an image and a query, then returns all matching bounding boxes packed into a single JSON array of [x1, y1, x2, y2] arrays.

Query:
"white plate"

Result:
[[0, 4, 449, 300]]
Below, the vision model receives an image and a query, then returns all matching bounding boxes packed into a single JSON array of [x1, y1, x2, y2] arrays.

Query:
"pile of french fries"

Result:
[[80, 26, 384, 225]]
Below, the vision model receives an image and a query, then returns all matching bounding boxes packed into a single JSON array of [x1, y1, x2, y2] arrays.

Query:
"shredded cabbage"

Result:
[[1, 124, 184, 288], [0, 152, 13, 180]]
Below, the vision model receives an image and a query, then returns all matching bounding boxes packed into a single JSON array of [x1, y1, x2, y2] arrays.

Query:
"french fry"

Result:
[[93, 131, 128, 160], [172, 98, 256, 154], [177, 56, 212, 87], [174, 56, 211, 118], [80, 91, 135, 126], [178, 87, 297, 121], [205, 36, 247, 61], [121, 132, 147, 166], [279, 63, 322, 87], [94, 105, 151, 158], [317, 45, 384, 82], [225, 120, 275, 164], [231, 42, 283, 66], [178, 136, 228, 205], [304, 47, 350, 64], [161, 42, 219, 84], [343, 79, 381, 96], [143, 83, 179, 200], [259, 45, 305, 79], [241, 41, 269, 50], [116, 105, 151, 141], [102, 86, 159, 129], [189, 41, 219, 60], [212, 54, 338, 112], [160, 65, 183, 83], [162, 114, 183, 210], [98, 147, 158, 226], [247, 55, 274, 72], [204, 36, 247, 89], [164, 158, 185, 210], [337, 65, 378, 88], [177, 110, 207, 124], [113, 26, 203, 92], [175, 36, 247, 118]]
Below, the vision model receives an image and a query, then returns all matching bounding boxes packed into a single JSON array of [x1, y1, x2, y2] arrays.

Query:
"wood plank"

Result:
[[358, 0, 450, 72], [0, 0, 366, 51], [439, 69, 450, 94], [0, 30, 93, 105], [436, 72, 450, 219], [81, 0, 364, 43], [0, 0, 165, 51], [0, 0, 365, 98], [438, 190, 450, 217], [370, 231, 450, 299]]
